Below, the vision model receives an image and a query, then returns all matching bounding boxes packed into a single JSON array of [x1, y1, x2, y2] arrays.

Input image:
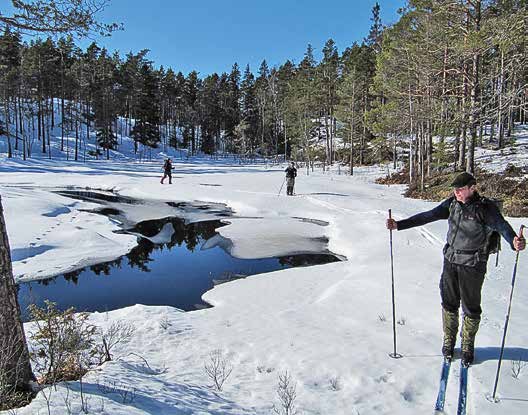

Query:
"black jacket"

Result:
[[397, 192, 517, 266], [163, 160, 172, 173], [285, 166, 297, 179]]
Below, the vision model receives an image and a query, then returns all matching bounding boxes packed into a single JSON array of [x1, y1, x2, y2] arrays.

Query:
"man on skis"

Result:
[[284, 162, 297, 196], [161, 158, 173, 184], [386, 172, 525, 366]]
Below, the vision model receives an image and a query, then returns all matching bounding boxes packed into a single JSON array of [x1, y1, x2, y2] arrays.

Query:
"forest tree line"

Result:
[[0, 1, 527, 183]]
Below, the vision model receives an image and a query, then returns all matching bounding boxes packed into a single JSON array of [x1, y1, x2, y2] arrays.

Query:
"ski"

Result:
[[434, 358, 452, 413], [457, 362, 469, 415]]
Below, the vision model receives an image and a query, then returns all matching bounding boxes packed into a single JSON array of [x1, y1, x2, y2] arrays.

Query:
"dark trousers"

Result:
[[439, 258, 487, 319], [161, 171, 172, 184], [286, 178, 295, 195]]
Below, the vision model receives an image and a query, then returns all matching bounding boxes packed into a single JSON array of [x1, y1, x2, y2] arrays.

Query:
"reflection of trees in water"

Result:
[[35, 259, 118, 287], [278, 254, 339, 267], [133, 218, 225, 254], [36, 268, 82, 286], [90, 257, 123, 276], [33, 218, 339, 289], [125, 239, 154, 272], [47, 218, 228, 280], [126, 219, 226, 267], [63, 269, 83, 284]]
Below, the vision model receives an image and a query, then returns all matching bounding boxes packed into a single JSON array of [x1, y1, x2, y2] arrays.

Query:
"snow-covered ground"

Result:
[[475, 124, 528, 175], [1, 134, 528, 414]]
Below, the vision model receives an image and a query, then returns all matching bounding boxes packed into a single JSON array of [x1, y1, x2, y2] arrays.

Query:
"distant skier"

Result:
[[386, 172, 525, 366], [160, 158, 173, 184], [284, 162, 297, 196]]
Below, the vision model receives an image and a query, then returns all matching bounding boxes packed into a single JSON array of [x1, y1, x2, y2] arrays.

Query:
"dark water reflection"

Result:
[[18, 217, 339, 318]]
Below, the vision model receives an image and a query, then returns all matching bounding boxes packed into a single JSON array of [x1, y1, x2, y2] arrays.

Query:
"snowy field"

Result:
[[1, 144, 528, 414]]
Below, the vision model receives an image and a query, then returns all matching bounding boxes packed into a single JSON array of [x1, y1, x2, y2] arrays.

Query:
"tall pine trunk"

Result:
[[3, 93, 12, 158], [14, 97, 19, 152], [466, 0, 481, 175], [0, 197, 35, 397]]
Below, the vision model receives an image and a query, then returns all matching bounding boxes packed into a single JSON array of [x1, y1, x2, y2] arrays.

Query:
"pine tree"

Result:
[[255, 60, 271, 156], [130, 63, 161, 155], [365, 2, 383, 52], [182, 71, 200, 154], [289, 44, 318, 170], [319, 38, 340, 164], [0, 27, 22, 158], [224, 63, 241, 152], [276, 60, 295, 158], [0, 0, 119, 37], [92, 48, 118, 159], [239, 64, 258, 156]]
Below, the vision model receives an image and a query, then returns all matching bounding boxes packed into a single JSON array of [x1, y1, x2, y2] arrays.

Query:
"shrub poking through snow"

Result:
[[159, 316, 171, 330], [329, 376, 341, 391], [272, 370, 298, 415], [511, 355, 527, 379], [97, 320, 135, 363], [28, 301, 97, 384], [204, 349, 233, 391]]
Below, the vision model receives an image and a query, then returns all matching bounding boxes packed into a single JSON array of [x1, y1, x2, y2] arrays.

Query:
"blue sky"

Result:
[[7, 0, 406, 75]]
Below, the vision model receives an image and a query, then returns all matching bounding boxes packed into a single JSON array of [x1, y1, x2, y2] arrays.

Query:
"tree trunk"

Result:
[[61, 95, 65, 153], [46, 99, 52, 160], [350, 90, 356, 176], [453, 127, 460, 172], [3, 94, 12, 158], [466, 0, 481, 175], [19, 96, 26, 161], [393, 134, 397, 170], [17, 96, 23, 153], [75, 102, 79, 162], [0, 197, 35, 396], [40, 100, 46, 154], [408, 84, 414, 183], [14, 97, 19, 152]]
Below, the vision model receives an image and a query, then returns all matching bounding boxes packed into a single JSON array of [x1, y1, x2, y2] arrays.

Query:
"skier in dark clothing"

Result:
[[284, 162, 297, 196], [160, 158, 173, 184], [386, 172, 525, 366]]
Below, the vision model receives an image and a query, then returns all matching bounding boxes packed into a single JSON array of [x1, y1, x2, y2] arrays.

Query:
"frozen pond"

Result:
[[17, 190, 341, 317]]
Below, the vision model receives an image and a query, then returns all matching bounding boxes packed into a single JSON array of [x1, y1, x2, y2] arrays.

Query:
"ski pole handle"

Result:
[[516, 225, 525, 252], [388, 209, 394, 232], [517, 225, 525, 252]]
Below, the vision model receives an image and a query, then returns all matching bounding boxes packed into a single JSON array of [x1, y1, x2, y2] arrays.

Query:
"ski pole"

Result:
[[278, 177, 286, 196], [388, 209, 402, 359], [491, 225, 525, 402]]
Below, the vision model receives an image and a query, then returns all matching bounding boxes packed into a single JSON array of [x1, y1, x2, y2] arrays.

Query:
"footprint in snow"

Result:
[[401, 388, 415, 402]]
